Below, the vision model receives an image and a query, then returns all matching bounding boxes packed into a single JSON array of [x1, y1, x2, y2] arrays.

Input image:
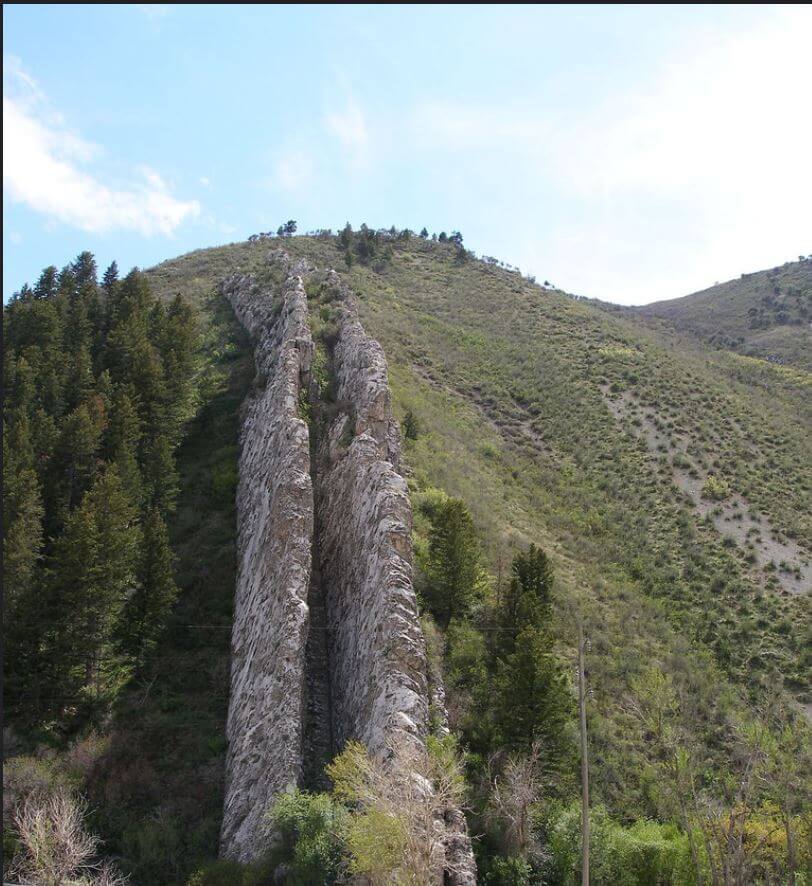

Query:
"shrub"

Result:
[[481, 854, 534, 885], [701, 474, 731, 501], [543, 802, 695, 885], [403, 409, 419, 440], [267, 789, 346, 884]]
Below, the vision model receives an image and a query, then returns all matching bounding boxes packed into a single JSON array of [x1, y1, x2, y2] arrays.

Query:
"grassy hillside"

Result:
[[147, 236, 811, 817], [633, 259, 812, 370]]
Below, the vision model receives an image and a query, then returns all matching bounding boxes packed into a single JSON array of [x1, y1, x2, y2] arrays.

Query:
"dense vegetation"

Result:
[[3, 254, 253, 883], [4, 254, 198, 732], [4, 232, 810, 884]]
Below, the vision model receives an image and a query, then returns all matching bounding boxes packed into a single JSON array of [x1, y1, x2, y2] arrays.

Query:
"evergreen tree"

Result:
[[57, 264, 77, 299], [50, 402, 103, 524], [48, 466, 140, 718], [3, 423, 44, 609], [338, 222, 353, 249], [34, 266, 58, 299], [160, 293, 198, 424], [402, 410, 419, 441], [102, 260, 119, 293], [492, 625, 572, 763], [4, 253, 199, 732], [122, 508, 178, 665], [141, 431, 178, 514], [422, 498, 484, 627], [106, 387, 144, 506], [72, 251, 98, 289], [3, 424, 46, 721], [64, 345, 94, 411], [491, 544, 554, 662]]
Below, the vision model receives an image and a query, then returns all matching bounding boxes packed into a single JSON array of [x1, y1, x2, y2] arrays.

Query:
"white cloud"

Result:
[[269, 151, 314, 193], [3, 58, 200, 236], [546, 7, 812, 302], [324, 99, 369, 168], [404, 8, 812, 303], [135, 4, 171, 21], [325, 102, 368, 149]]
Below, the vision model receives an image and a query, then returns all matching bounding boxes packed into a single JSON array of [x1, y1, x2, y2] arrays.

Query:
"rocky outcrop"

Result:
[[220, 257, 476, 881], [220, 271, 314, 861]]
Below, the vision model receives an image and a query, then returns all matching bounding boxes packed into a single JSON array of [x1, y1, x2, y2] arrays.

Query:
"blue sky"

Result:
[[4, 4, 811, 304]]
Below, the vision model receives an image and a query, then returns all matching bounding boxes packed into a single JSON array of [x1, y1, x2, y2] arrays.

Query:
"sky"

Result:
[[4, 4, 811, 305]]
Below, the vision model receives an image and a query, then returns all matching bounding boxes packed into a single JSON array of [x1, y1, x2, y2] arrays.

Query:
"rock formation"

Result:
[[220, 256, 476, 882], [220, 270, 314, 860]]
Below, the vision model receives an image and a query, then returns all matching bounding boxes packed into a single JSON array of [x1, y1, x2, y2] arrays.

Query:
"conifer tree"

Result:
[[422, 498, 484, 627], [122, 508, 178, 666], [102, 260, 119, 294], [52, 402, 104, 519], [34, 266, 58, 299], [72, 251, 98, 289], [492, 625, 572, 763], [140, 431, 178, 513], [3, 421, 44, 608], [4, 253, 199, 731], [48, 466, 140, 717], [491, 544, 554, 662], [106, 387, 144, 506]]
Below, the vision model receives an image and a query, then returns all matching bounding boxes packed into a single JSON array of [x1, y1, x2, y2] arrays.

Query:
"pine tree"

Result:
[[102, 261, 119, 294], [64, 345, 95, 412], [422, 498, 484, 627], [48, 466, 140, 718], [57, 264, 77, 299], [72, 251, 98, 289], [122, 508, 178, 666], [4, 252, 200, 731], [3, 426, 46, 721], [50, 403, 103, 525], [492, 625, 572, 764], [106, 387, 144, 506], [160, 293, 198, 424], [491, 544, 554, 662], [140, 431, 178, 513], [3, 423, 44, 611], [34, 266, 58, 299]]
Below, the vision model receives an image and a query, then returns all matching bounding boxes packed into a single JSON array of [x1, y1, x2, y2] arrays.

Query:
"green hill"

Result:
[[148, 233, 811, 718], [6, 233, 810, 883], [633, 259, 812, 370]]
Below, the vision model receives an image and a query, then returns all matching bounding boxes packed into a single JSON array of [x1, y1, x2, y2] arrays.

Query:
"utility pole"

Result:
[[578, 621, 590, 886]]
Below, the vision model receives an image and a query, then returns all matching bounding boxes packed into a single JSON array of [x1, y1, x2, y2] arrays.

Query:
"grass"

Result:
[[135, 232, 809, 824]]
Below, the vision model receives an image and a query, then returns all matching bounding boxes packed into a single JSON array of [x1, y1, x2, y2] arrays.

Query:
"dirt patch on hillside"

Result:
[[603, 387, 811, 596]]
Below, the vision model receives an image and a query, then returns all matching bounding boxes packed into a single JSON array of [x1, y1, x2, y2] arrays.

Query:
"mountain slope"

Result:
[[147, 235, 811, 820], [633, 259, 812, 370]]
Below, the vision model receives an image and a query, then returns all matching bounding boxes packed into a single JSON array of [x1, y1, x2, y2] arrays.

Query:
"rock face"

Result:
[[220, 257, 476, 881], [316, 271, 428, 758], [220, 271, 315, 861]]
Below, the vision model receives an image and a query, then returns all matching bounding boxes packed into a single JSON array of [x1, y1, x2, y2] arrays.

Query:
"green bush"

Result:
[[266, 789, 346, 884], [701, 474, 730, 501], [544, 802, 696, 885], [187, 859, 247, 886], [481, 855, 534, 885]]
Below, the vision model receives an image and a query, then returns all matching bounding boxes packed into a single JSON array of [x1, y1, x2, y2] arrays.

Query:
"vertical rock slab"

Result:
[[316, 272, 477, 883], [219, 272, 315, 861]]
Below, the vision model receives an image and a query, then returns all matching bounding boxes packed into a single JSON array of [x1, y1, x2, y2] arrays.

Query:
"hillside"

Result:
[[150, 233, 812, 736], [5, 233, 811, 884], [633, 259, 812, 370]]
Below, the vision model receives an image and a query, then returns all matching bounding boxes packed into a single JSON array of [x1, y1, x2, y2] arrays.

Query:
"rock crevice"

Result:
[[220, 258, 476, 882]]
